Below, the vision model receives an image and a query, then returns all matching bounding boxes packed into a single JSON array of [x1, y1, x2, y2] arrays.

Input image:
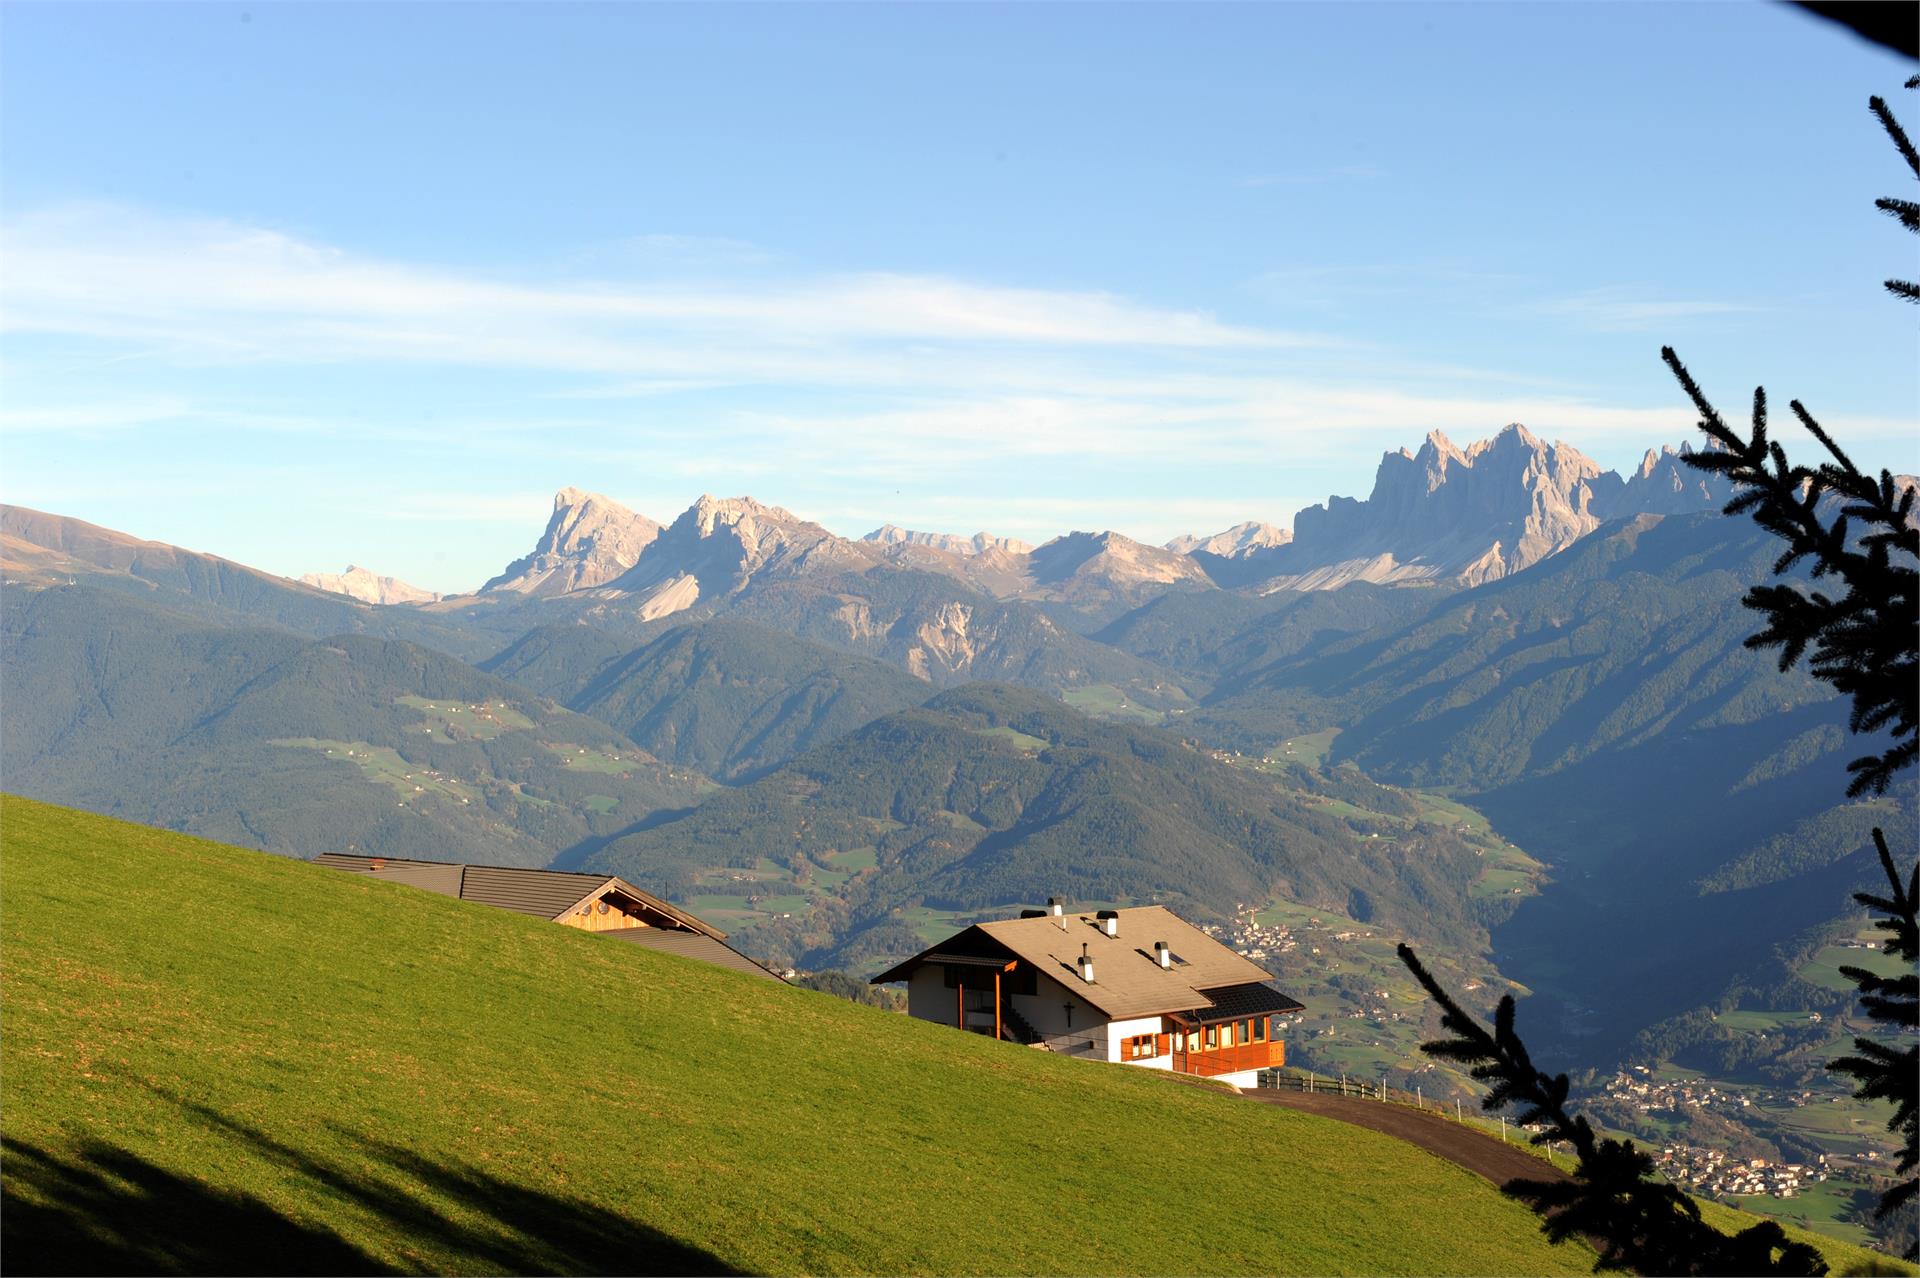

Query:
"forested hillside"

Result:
[[1148, 511, 1911, 1061], [588, 684, 1506, 972], [484, 619, 930, 781], [2, 586, 708, 866]]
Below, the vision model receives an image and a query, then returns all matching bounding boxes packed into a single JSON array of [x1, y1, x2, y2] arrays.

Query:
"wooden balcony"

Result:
[[1172, 1039, 1285, 1078]]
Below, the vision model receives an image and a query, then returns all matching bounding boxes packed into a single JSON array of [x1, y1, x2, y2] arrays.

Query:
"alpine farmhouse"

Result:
[[313, 853, 781, 980], [874, 902, 1303, 1088]]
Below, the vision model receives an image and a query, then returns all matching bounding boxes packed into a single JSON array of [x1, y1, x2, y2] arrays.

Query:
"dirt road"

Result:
[[1241, 1088, 1571, 1189]]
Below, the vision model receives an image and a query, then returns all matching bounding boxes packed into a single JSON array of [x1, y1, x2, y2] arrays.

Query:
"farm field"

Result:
[[395, 695, 535, 741], [4, 795, 1599, 1276], [1059, 683, 1174, 723], [1797, 941, 1911, 994], [269, 739, 478, 805]]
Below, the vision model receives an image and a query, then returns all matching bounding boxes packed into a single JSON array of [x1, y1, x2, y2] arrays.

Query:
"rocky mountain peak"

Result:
[[480, 488, 661, 596], [1027, 529, 1213, 589], [299, 564, 440, 606], [861, 524, 1034, 557], [1165, 521, 1293, 558], [604, 495, 872, 612], [1254, 425, 1620, 590]]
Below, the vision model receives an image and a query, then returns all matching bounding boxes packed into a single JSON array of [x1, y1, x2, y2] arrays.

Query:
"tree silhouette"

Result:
[[1663, 79, 1919, 1258], [1397, 81, 1920, 1271]]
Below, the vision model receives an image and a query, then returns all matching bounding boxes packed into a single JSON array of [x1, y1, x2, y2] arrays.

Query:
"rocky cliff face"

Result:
[[1165, 521, 1292, 558], [1243, 424, 1727, 591], [298, 565, 440, 605], [862, 524, 1034, 556], [1597, 442, 1733, 518], [603, 495, 881, 618], [480, 489, 661, 596]]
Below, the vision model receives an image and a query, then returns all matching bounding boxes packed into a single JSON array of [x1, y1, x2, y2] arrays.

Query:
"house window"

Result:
[[1251, 1018, 1266, 1043], [1186, 1030, 1201, 1052], [1125, 1034, 1157, 1060], [1204, 1025, 1218, 1049], [1220, 1023, 1234, 1049], [1241, 1019, 1254, 1044]]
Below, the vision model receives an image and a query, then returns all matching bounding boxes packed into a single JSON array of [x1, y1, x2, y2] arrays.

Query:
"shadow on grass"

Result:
[[4, 1092, 741, 1276]]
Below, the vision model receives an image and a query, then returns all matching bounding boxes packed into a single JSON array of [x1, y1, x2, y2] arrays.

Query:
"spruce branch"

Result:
[[1828, 829, 1920, 1256], [1869, 86, 1920, 302], [1397, 945, 1827, 1275]]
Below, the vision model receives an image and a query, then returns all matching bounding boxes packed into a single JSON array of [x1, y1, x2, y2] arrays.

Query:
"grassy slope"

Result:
[[1, 796, 1591, 1277]]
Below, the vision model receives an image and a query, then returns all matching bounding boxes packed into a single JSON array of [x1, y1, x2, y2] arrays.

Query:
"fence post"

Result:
[[1455, 1098, 1462, 1123], [1416, 1086, 1422, 1110], [1500, 1116, 1507, 1143], [1308, 1070, 1314, 1094]]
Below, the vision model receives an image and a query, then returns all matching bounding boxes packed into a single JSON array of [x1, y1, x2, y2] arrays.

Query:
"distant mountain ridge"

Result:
[[1165, 521, 1292, 558], [300, 565, 440, 605], [862, 524, 1033, 556], [1219, 425, 1732, 591]]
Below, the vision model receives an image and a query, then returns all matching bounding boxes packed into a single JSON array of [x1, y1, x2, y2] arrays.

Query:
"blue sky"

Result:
[[2, 2, 1914, 592]]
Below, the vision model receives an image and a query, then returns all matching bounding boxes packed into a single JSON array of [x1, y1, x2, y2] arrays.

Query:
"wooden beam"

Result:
[[957, 980, 964, 1032], [994, 969, 1002, 1042]]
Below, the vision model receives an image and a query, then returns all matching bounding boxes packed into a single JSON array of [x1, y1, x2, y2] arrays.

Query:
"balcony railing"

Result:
[[1175, 1039, 1285, 1077]]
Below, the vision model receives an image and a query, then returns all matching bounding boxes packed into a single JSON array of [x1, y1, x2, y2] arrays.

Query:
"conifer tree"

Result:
[[1398, 81, 1919, 1271]]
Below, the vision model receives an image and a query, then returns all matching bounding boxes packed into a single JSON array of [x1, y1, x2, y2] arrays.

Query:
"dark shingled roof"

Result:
[[1184, 981, 1306, 1023], [600, 928, 786, 981], [310, 852, 724, 938]]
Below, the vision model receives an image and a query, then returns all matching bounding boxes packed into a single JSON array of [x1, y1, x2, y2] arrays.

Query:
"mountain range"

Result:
[[5, 420, 1911, 1092]]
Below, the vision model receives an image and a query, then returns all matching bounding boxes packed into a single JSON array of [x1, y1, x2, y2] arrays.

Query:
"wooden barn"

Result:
[[312, 853, 781, 981]]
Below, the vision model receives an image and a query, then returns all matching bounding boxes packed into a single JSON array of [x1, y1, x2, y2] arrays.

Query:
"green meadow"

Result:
[[2, 796, 1601, 1276]]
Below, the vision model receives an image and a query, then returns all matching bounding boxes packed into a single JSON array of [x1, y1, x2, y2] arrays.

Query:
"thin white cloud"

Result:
[[0, 204, 1323, 366], [1537, 286, 1760, 333]]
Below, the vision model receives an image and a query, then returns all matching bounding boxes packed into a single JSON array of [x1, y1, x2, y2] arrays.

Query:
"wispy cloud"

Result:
[[0, 204, 1324, 370], [1536, 286, 1760, 333]]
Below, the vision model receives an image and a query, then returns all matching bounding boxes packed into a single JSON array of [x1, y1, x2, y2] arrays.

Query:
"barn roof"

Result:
[[601, 927, 786, 982], [310, 852, 724, 939]]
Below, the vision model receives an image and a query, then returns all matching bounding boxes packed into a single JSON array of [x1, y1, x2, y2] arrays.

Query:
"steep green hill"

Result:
[[486, 619, 932, 782], [588, 684, 1504, 972], [2, 586, 709, 866], [1, 796, 1594, 1276]]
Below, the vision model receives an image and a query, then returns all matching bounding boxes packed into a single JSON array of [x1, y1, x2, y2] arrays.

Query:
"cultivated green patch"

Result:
[[1060, 683, 1168, 723], [269, 739, 479, 806], [3, 797, 1592, 1276], [395, 695, 535, 741]]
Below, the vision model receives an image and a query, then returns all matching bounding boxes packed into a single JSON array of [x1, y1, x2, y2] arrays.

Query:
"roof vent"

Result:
[[1097, 909, 1119, 938], [1077, 943, 1095, 984], [1155, 940, 1172, 969], [1019, 909, 1047, 919]]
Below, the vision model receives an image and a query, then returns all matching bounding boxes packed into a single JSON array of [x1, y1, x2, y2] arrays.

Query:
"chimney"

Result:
[[1047, 897, 1063, 917], [1097, 909, 1119, 938], [1077, 943, 1095, 984], [1155, 941, 1171, 969]]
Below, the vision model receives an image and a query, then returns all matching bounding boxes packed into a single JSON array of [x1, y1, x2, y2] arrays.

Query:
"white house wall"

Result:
[[1102, 1014, 1172, 1070], [906, 966, 959, 1026]]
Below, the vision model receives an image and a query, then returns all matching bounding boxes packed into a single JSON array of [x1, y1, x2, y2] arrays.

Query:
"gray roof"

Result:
[[310, 852, 724, 938], [600, 928, 786, 982]]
